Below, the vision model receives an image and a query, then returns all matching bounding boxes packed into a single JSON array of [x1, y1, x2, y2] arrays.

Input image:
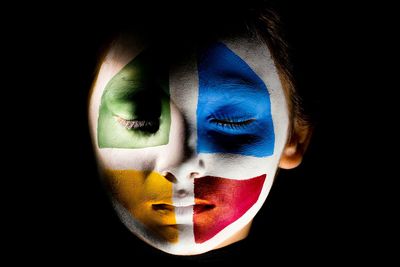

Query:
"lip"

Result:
[[152, 199, 215, 213], [194, 198, 215, 213]]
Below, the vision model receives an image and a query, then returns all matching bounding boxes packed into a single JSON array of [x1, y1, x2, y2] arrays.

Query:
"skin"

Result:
[[88, 33, 309, 255]]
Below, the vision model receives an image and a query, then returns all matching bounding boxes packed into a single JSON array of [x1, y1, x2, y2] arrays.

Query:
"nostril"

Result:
[[162, 172, 177, 183], [190, 172, 200, 179]]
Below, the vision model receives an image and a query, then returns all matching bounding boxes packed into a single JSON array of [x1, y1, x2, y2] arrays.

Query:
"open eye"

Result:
[[115, 116, 159, 133], [209, 117, 255, 129]]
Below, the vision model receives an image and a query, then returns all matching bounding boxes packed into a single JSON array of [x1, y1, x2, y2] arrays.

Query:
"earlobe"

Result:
[[279, 142, 303, 169], [279, 123, 312, 169]]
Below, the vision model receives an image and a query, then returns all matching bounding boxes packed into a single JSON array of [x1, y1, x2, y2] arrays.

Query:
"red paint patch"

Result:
[[193, 174, 266, 243]]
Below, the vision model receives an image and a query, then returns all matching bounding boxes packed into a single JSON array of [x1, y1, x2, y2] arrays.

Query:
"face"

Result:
[[88, 34, 289, 255]]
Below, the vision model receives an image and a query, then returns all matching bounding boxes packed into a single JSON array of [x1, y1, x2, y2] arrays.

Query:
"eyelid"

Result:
[[210, 118, 255, 125], [209, 116, 256, 130], [115, 116, 157, 130]]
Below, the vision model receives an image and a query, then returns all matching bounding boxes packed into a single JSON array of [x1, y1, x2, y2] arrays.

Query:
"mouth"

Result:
[[152, 199, 215, 214], [193, 199, 215, 213]]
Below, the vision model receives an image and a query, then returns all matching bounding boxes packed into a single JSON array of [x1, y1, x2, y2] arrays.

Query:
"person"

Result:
[[87, 3, 313, 256]]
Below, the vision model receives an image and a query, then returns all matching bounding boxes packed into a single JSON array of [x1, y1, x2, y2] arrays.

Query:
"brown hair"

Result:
[[249, 7, 312, 141]]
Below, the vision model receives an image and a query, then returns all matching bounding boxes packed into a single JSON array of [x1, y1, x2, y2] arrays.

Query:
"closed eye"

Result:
[[209, 118, 255, 129], [115, 116, 159, 133]]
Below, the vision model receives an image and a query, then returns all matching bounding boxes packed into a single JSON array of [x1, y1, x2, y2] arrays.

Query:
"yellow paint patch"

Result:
[[104, 169, 178, 243]]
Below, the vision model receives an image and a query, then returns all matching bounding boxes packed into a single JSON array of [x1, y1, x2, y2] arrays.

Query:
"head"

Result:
[[88, 6, 312, 255]]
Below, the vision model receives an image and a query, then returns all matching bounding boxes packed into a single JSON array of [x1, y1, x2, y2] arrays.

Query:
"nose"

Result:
[[161, 169, 202, 184], [160, 157, 205, 182], [160, 161, 204, 199]]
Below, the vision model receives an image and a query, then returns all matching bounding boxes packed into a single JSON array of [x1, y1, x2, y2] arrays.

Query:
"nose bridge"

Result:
[[157, 54, 201, 182], [159, 106, 203, 182], [181, 113, 198, 162]]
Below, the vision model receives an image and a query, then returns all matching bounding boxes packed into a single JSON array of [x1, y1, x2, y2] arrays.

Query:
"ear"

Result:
[[279, 123, 313, 169]]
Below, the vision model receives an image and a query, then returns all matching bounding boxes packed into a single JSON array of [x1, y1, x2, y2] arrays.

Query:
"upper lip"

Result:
[[172, 202, 195, 207], [152, 199, 215, 210]]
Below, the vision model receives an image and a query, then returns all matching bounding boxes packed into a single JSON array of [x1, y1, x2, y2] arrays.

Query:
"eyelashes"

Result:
[[209, 116, 255, 129], [115, 116, 159, 133], [116, 114, 254, 132]]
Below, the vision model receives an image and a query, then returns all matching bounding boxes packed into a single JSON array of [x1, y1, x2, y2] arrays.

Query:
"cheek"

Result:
[[104, 170, 173, 206], [91, 105, 187, 243], [193, 174, 266, 243], [103, 170, 179, 243], [190, 153, 281, 244]]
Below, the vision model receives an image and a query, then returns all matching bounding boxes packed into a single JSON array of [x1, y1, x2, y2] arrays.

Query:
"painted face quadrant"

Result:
[[105, 170, 178, 243], [193, 174, 266, 243], [97, 49, 175, 243], [197, 42, 275, 157], [191, 42, 275, 243], [98, 49, 171, 148]]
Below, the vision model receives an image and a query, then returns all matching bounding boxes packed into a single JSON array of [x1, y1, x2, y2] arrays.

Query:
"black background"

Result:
[[7, 0, 389, 264]]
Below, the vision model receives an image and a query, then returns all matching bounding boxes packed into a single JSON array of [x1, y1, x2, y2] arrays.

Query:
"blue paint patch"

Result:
[[197, 42, 275, 157]]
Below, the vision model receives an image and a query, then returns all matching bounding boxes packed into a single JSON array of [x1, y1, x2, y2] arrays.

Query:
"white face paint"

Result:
[[89, 34, 289, 255]]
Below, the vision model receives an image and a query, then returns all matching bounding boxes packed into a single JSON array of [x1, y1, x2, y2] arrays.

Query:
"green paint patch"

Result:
[[98, 49, 171, 148]]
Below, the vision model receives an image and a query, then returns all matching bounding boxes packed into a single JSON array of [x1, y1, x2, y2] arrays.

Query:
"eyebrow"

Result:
[[118, 78, 150, 89], [208, 72, 264, 92]]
